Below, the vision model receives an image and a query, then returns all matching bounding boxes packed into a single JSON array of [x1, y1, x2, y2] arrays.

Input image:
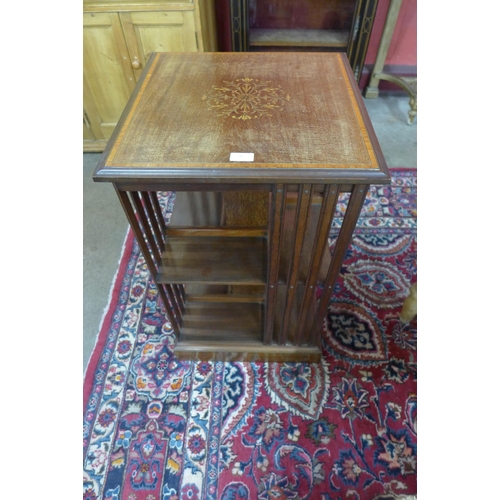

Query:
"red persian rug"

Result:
[[84, 169, 417, 500]]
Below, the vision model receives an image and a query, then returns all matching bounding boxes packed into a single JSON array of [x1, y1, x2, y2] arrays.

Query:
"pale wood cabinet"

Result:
[[83, 1, 217, 152]]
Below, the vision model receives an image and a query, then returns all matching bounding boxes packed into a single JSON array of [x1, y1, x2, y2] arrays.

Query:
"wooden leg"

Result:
[[365, 0, 403, 99]]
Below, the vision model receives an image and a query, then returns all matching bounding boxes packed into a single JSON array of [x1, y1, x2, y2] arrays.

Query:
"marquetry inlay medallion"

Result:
[[202, 78, 291, 120]]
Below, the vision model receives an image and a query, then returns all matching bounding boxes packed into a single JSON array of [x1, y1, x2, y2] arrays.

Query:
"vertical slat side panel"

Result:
[[280, 184, 313, 345], [152, 191, 186, 310], [296, 184, 341, 345], [141, 191, 165, 253], [171, 284, 185, 317], [147, 192, 184, 322], [130, 192, 162, 267], [264, 184, 286, 345], [114, 187, 180, 337], [177, 283, 186, 303], [174, 284, 186, 310], [310, 184, 369, 346], [150, 191, 168, 240], [161, 283, 182, 332]]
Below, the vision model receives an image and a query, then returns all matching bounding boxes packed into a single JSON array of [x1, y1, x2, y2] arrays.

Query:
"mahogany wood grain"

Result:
[[187, 294, 264, 303], [157, 236, 267, 285], [264, 184, 286, 344], [94, 52, 390, 360], [296, 185, 340, 344], [94, 52, 390, 185], [278, 197, 331, 285], [179, 302, 263, 343], [279, 184, 312, 345], [165, 227, 267, 237], [222, 192, 269, 227], [174, 341, 322, 363]]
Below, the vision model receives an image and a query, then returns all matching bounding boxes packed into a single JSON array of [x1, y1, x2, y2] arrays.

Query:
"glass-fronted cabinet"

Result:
[[228, 0, 379, 82]]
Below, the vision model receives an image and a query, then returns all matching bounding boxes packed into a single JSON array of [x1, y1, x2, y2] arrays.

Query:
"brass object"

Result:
[[364, 0, 417, 125]]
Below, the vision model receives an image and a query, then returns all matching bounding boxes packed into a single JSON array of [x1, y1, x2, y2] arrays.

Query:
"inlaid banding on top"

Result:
[[202, 78, 291, 121]]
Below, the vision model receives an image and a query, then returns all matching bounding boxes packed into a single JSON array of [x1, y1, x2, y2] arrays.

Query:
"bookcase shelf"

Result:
[[179, 301, 264, 343], [156, 235, 267, 285], [249, 29, 349, 49]]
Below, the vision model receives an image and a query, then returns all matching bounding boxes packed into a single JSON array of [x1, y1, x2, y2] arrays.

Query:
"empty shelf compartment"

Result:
[[179, 301, 264, 343], [157, 236, 267, 285]]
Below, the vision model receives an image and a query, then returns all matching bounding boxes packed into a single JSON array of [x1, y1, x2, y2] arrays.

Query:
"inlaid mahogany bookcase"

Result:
[[93, 51, 390, 362]]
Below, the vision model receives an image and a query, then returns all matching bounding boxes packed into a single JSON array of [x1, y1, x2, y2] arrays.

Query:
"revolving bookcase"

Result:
[[93, 51, 390, 361]]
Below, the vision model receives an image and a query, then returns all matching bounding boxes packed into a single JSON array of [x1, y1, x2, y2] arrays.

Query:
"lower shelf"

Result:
[[249, 29, 349, 48], [174, 300, 321, 362], [180, 301, 263, 343], [175, 341, 322, 362]]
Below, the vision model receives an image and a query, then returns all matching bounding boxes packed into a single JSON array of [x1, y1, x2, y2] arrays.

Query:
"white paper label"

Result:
[[230, 152, 254, 162]]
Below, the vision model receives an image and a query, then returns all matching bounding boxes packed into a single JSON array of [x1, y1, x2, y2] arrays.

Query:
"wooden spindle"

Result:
[[159, 284, 181, 333], [130, 192, 162, 267], [280, 184, 312, 345], [264, 184, 286, 345], [150, 192, 168, 243], [141, 191, 165, 253], [115, 187, 180, 337], [310, 185, 368, 346], [296, 185, 340, 345]]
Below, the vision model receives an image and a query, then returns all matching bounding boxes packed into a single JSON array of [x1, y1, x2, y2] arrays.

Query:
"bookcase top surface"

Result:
[[95, 52, 389, 184]]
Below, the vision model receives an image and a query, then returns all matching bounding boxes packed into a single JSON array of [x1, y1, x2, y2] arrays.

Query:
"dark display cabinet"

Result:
[[228, 0, 379, 82]]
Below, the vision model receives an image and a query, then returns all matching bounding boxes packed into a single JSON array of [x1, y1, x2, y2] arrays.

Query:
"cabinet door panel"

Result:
[[121, 11, 198, 80], [83, 115, 94, 140], [83, 12, 136, 140]]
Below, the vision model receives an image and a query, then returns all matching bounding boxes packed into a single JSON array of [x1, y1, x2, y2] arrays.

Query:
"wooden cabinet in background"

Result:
[[83, 1, 217, 152], [228, 0, 379, 83]]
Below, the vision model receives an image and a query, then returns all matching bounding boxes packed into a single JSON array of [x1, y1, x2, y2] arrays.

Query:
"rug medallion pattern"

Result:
[[84, 170, 417, 499]]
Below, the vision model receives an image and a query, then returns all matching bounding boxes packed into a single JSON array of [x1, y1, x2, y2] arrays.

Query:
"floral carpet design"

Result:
[[84, 169, 417, 500]]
